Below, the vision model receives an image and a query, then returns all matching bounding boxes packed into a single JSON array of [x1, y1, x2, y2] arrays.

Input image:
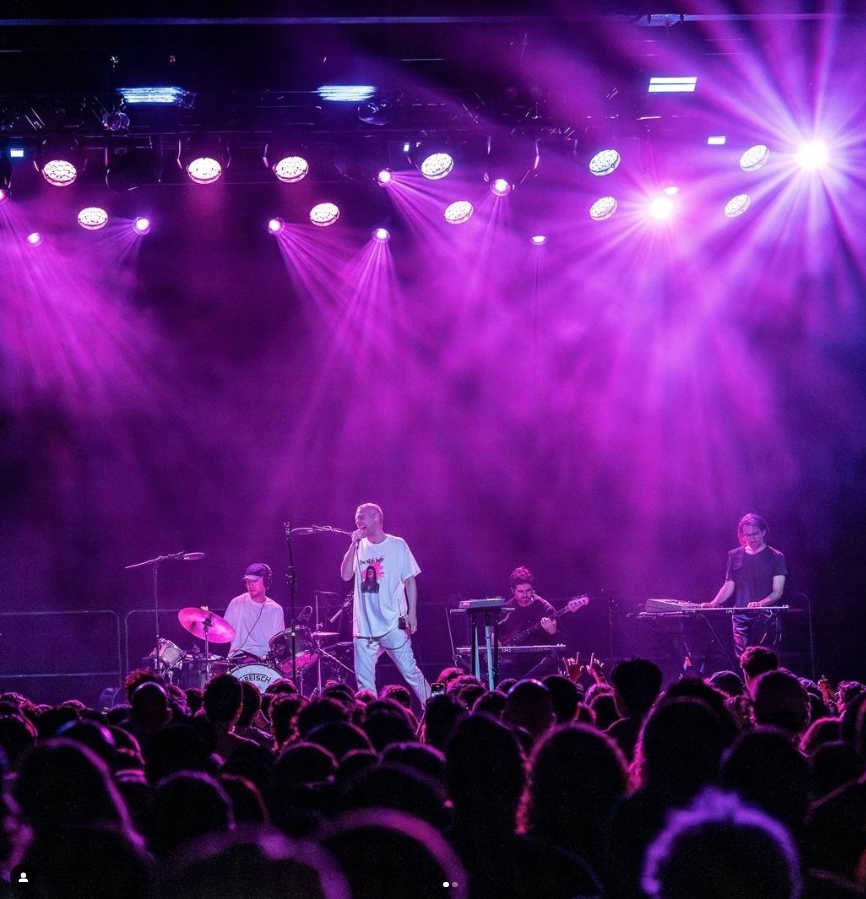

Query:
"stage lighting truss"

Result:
[[178, 135, 229, 184], [444, 200, 473, 224], [739, 144, 770, 172], [589, 149, 621, 177], [310, 202, 340, 226], [264, 141, 310, 183], [106, 144, 160, 192], [36, 138, 83, 186], [724, 194, 751, 218], [77, 207, 109, 230], [589, 196, 617, 221]]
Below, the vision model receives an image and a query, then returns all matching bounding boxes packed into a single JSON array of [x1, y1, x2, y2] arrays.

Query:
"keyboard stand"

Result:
[[467, 607, 502, 690]]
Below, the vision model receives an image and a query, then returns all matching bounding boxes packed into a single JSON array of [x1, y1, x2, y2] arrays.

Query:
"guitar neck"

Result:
[[507, 596, 585, 645]]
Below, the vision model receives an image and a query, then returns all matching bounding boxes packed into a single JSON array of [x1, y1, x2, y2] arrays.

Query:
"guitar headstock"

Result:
[[567, 595, 589, 612]]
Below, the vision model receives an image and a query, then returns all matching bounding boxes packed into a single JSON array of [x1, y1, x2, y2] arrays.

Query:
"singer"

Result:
[[340, 503, 431, 706], [224, 563, 285, 662]]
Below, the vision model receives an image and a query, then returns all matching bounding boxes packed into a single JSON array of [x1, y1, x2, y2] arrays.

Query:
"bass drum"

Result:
[[231, 663, 283, 690]]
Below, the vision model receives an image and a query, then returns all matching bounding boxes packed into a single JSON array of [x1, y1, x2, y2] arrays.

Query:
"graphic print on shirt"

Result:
[[360, 557, 384, 594]]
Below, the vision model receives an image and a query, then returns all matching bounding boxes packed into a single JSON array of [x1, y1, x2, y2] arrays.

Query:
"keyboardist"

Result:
[[702, 513, 787, 656]]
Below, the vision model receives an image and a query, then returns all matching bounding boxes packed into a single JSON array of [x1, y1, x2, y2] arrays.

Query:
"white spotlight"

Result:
[[377, 168, 393, 186], [421, 152, 454, 180], [41, 159, 78, 186], [724, 194, 751, 218], [27, 232, 43, 246], [133, 216, 151, 235], [77, 207, 109, 230], [739, 144, 770, 172], [0, 188, 8, 205], [310, 202, 340, 227], [490, 177, 513, 197], [530, 235, 547, 245], [648, 196, 674, 221], [444, 200, 473, 224], [273, 156, 309, 183], [186, 156, 222, 184], [589, 150, 621, 176], [372, 227, 391, 242], [797, 140, 828, 171], [589, 196, 618, 221], [268, 217, 285, 234]]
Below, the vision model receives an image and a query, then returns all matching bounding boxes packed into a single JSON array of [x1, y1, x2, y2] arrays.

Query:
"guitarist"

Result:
[[498, 567, 559, 681]]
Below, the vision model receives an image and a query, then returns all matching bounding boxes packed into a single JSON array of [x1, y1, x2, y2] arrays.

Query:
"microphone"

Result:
[[183, 553, 205, 561], [329, 597, 352, 624]]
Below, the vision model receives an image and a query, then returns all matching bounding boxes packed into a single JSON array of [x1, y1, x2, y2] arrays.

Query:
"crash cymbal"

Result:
[[177, 607, 235, 644], [311, 630, 338, 638]]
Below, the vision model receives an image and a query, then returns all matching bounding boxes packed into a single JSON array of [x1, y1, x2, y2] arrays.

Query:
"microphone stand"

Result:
[[125, 551, 196, 674], [283, 523, 299, 684]]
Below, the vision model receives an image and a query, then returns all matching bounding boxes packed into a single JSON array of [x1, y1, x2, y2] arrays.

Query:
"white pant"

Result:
[[354, 628, 432, 706]]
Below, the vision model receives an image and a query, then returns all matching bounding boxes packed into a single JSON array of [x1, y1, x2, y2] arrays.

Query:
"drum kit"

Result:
[[150, 606, 354, 692]]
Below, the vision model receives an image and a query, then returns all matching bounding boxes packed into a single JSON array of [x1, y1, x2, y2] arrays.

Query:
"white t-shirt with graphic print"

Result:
[[352, 534, 420, 638]]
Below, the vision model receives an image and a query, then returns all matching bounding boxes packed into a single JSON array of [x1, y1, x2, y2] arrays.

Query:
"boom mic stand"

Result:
[[283, 523, 299, 684]]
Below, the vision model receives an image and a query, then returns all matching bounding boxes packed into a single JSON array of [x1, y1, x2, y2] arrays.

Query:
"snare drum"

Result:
[[153, 638, 184, 670], [231, 663, 283, 690], [268, 627, 320, 675]]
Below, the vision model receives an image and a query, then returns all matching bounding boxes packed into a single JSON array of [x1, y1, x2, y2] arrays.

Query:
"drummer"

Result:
[[224, 563, 285, 664]]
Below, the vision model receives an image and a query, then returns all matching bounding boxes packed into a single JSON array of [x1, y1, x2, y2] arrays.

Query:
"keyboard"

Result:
[[458, 598, 507, 611], [641, 600, 790, 617], [455, 644, 567, 655]]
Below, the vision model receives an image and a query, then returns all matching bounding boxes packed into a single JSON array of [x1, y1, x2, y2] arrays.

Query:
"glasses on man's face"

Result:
[[742, 530, 763, 539]]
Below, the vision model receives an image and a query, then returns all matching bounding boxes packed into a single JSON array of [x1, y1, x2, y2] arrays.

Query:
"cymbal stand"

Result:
[[283, 522, 299, 684], [314, 639, 355, 686]]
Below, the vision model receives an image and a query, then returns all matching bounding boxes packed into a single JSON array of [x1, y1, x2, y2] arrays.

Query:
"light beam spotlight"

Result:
[[268, 216, 285, 234], [0, 188, 7, 205], [589, 196, 617, 221], [796, 140, 829, 171], [186, 156, 222, 184], [530, 235, 547, 245], [41, 159, 78, 186], [739, 144, 770, 172], [420, 152, 454, 180], [707, 136, 727, 146], [372, 227, 391, 242], [310, 202, 340, 227], [133, 216, 151, 235], [491, 177, 513, 197], [444, 200, 473, 224], [588, 149, 621, 177], [179, 135, 228, 184], [36, 138, 83, 186], [272, 155, 309, 183], [663, 185, 679, 196], [377, 168, 393, 186], [77, 207, 109, 230], [724, 194, 751, 218], [27, 232, 43, 246], [648, 196, 674, 221]]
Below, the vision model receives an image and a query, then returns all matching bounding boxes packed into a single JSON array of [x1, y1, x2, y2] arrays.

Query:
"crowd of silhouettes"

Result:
[[0, 645, 864, 897]]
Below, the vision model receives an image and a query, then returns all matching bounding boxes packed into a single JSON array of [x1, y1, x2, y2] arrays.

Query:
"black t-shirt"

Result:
[[725, 546, 787, 609], [499, 596, 557, 646]]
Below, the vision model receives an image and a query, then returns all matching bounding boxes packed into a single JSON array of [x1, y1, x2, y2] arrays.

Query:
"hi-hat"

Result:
[[311, 630, 338, 638], [178, 607, 235, 643]]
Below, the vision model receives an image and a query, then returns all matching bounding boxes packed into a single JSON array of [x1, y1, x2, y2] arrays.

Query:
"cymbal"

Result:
[[177, 607, 235, 644], [311, 630, 338, 638]]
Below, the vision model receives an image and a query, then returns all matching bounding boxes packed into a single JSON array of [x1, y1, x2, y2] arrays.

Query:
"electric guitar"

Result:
[[503, 595, 589, 646]]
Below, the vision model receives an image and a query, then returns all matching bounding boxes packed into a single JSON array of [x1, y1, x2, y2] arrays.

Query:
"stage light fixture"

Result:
[[310, 202, 340, 227], [797, 140, 828, 171], [408, 138, 455, 180], [739, 144, 770, 172], [0, 188, 8, 205], [648, 196, 674, 221], [589, 196, 617, 221], [372, 227, 391, 242], [133, 216, 151, 234], [589, 149, 621, 176], [420, 152, 453, 180], [0, 152, 11, 198], [485, 135, 539, 195], [36, 138, 83, 186], [530, 235, 547, 245], [77, 207, 109, 230], [707, 136, 727, 146], [106, 145, 160, 192], [724, 194, 751, 218], [120, 87, 193, 107], [491, 177, 513, 197], [264, 141, 310, 183], [358, 95, 395, 126], [179, 136, 228, 184], [648, 76, 697, 93], [268, 217, 285, 234], [377, 168, 393, 186], [27, 232, 43, 246], [318, 85, 376, 102], [9, 148, 24, 159], [444, 200, 473, 225]]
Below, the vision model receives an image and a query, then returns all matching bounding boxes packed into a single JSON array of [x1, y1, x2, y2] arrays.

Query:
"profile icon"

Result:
[[10, 864, 31, 889]]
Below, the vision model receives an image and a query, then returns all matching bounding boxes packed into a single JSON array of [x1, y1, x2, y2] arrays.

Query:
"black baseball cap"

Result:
[[243, 563, 270, 581]]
